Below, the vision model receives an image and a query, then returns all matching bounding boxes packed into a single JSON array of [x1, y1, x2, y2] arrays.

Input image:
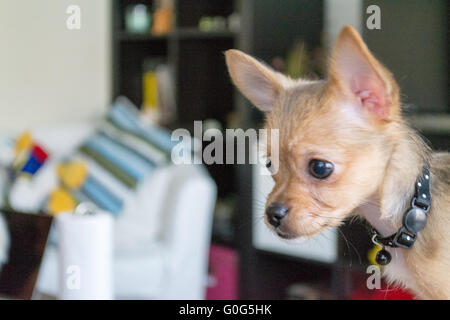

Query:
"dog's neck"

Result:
[[359, 194, 395, 236], [358, 124, 430, 237]]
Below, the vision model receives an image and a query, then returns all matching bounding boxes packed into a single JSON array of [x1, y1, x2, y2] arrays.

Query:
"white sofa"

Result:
[[14, 122, 217, 299]]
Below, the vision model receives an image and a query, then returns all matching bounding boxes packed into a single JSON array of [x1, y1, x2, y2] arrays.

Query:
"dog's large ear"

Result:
[[329, 25, 400, 121], [225, 49, 285, 112]]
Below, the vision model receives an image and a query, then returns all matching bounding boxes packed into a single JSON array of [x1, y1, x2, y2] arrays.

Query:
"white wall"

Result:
[[0, 0, 111, 133]]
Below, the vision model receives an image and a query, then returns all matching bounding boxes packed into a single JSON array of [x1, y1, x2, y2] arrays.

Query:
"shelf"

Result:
[[116, 31, 168, 41], [174, 27, 237, 40], [408, 113, 450, 135], [211, 233, 236, 249], [116, 28, 237, 42]]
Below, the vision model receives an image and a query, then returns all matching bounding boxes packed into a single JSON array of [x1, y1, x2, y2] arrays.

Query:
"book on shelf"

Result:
[[142, 58, 176, 126]]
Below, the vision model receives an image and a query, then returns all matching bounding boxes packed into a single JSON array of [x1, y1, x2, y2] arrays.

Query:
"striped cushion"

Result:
[[68, 97, 175, 216]]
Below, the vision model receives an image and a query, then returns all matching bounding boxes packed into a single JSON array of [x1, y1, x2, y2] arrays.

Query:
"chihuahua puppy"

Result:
[[225, 25, 450, 299]]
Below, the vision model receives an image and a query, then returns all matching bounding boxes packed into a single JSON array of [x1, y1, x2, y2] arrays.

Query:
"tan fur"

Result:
[[225, 25, 450, 299]]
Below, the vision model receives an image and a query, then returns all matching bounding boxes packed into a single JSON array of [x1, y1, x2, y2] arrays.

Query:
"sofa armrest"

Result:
[[158, 165, 217, 299]]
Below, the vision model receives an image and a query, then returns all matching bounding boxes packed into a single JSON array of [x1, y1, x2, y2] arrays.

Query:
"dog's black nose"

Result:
[[266, 203, 289, 228]]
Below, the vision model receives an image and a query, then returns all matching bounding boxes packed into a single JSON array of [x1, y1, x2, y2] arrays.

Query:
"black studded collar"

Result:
[[371, 166, 431, 265]]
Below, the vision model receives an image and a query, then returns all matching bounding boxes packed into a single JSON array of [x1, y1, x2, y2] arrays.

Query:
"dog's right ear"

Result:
[[329, 25, 400, 121], [225, 49, 284, 112]]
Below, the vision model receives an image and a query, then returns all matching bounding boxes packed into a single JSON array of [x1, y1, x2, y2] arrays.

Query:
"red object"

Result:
[[206, 245, 238, 300], [31, 144, 49, 164], [350, 279, 414, 300], [371, 284, 415, 300]]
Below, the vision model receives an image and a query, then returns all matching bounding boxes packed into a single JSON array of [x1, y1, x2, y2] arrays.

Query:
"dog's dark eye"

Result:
[[309, 159, 334, 179], [266, 159, 272, 169]]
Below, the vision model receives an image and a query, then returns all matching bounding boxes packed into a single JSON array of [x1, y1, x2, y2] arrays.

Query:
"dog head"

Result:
[[225, 25, 402, 240]]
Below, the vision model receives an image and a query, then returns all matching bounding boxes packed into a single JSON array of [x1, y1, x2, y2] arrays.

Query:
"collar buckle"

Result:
[[392, 227, 416, 249]]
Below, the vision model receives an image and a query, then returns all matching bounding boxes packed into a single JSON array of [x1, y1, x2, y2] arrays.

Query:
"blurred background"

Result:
[[0, 0, 448, 300]]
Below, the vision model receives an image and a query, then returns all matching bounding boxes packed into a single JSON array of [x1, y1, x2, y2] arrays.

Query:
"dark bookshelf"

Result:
[[112, 0, 239, 203]]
